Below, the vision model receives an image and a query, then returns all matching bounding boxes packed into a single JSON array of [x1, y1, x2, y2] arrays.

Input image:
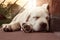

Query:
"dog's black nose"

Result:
[[40, 23, 47, 31], [41, 23, 47, 28]]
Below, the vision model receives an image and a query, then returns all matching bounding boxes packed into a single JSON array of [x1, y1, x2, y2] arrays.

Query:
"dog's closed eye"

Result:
[[33, 16, 40, 20]]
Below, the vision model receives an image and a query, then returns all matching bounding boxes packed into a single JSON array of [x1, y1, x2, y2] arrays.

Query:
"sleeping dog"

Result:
[[1, 3, 49, 33]]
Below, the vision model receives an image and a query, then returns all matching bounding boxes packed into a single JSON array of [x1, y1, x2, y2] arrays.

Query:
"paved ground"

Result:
[[0, 31, 60, 40]]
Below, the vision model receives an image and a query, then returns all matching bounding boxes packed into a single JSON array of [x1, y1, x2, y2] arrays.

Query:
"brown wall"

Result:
[[49, 0, 60, 31], [49, 0, 60, 14]]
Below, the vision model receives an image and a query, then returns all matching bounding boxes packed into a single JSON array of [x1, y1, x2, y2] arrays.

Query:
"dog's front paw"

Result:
[[22, 23, 33, 33], [2, 24, 12, 32], [2, 23, 21, 32]]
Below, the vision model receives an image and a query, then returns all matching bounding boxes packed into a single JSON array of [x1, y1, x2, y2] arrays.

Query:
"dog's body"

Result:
[[2, 3, 49, 32]]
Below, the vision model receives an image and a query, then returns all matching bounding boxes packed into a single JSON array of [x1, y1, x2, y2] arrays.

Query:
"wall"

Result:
[[49, 0, 60, 31]]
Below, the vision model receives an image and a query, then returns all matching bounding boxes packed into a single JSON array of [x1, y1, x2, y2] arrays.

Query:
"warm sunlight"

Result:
[[0, 0, 16, 6], [16, 0, 37, 9], [26, 0, 37, 9], [0, 0, 37, 9]]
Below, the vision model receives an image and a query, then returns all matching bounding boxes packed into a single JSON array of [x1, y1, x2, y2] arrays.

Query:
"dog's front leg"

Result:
[[1, 22, 21, 32]]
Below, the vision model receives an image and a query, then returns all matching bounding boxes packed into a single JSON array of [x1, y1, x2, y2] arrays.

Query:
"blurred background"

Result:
[[0, 0, 28, 26]]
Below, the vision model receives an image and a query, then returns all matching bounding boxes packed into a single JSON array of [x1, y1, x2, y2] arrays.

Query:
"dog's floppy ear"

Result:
[[47, 5, 49, 11], [42, 3, 49, 10]]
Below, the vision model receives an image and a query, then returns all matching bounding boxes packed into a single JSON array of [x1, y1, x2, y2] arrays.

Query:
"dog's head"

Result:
[[22, 4, 49, 32]]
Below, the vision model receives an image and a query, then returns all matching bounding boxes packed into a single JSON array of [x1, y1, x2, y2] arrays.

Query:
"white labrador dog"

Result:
[[1, 3, 49, 32]]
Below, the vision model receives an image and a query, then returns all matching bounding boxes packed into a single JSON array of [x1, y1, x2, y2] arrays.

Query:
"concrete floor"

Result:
[[0, 31, 60, 40]]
